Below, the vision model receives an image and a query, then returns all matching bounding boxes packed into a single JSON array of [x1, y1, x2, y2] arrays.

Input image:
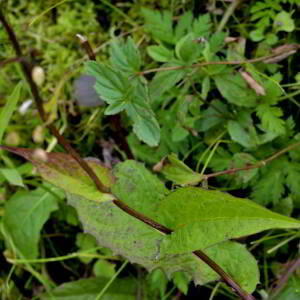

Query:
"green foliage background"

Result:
[[0, 0, 300, 299]]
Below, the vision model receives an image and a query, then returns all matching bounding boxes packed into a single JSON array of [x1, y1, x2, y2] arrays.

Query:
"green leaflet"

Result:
[[85, 61, 130, 104], [41, 277, 137, 300], [141, 8, 174, 44], [157, 187, 300, 255], [214, 73, 258, 107], [273, 11, 295, 33], [256, 104, 286, 135], [2, 186, 61, 259], [110, 37, 141, 74], [149, 62, 187, 101], [85, 61, 160, 146], [159, 154, 204, 185], [0, 168, 24, 187], [67, 160, 259, 292], [0, 146, 116, 202], [147, 44, 174, 63]]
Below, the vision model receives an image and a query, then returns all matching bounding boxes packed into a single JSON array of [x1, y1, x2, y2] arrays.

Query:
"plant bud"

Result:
[[32, 66, 45, 86], [32, 125, 44, 144]]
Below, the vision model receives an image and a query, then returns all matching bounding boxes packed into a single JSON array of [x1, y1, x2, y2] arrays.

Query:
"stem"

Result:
[[0, 11, 255, 300], [135, 52, 296, 76], [76, 34, 96, 61], [205, 142, 300, 180]]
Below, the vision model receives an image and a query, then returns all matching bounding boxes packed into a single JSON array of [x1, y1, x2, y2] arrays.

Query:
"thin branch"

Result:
[[0, 56, 26, 67], [0, 11, 255, 300], [205, 142, 300, 180], [135, 53, 295, 76]]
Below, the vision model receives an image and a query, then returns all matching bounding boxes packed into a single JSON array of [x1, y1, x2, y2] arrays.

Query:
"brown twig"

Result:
[[0, 11, 255, 300], [205, 142, 300, 180], [135, 52, 295, 76], [0, 56, 26, 67], [76, 34, 96, 61]]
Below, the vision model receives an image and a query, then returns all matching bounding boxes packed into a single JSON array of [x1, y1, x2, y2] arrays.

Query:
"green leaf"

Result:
[[3, 186, 60, 259], [249, 29, 265, 42], [285, 162, 300, 198], [0, 146, 116, 202], [41, 277, 137, 300], [172, 272, 190, 295], [214, 73, 258, 107], [256, 104, 286, 135], [251, 164, 285, 206], [171, 125, 189, 142], [0, 82, 22, 145], [147, 44, 174, 62], [192, 14, 212, 38], [203, 32, 226, 60], [141, 8, 174, 44], [148, 269, 168, 298], [76, 233, 98, 264], [0, 168, 24, 187], [149, 62, 187, 101], [227, 118, 258, 148], [195, 100, 227, 132], [86, 61, 160, 146], [93, 260, 116, 278], [273, 197, 293, 217], [157, 187, 300, 255], [85, 61, 131, 105], [201, 76, 210, 100], [274, 11, 295, 32], [174, 11, 193, 40], [160, 154, 204, 185], [127, 82, 160, 146], [110, 37, 141, 74], [67, 161, 259, 292], [175, 33, 203, 63]]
